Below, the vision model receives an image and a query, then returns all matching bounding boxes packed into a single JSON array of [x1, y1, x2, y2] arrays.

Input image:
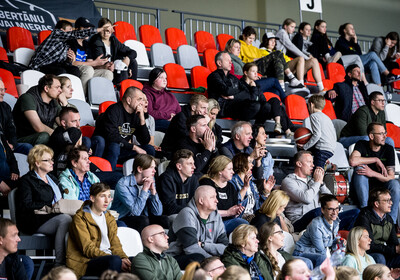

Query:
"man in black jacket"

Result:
[[92, 86, 153, 170], [354, 188, 400, 267]]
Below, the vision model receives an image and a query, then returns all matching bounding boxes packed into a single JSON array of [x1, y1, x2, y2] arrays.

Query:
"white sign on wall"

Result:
[[299, 0, 322, 13]]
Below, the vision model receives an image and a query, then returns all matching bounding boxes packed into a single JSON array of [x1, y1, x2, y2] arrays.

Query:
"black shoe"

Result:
[[387, 74, 400, 84], [288, 83, 305, 89]]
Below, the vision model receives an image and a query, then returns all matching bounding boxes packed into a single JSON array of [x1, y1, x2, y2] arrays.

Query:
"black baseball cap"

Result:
[[75, 17, 95, 29]]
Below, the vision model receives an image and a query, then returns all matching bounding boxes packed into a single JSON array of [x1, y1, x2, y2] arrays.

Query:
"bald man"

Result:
[[166, 185, 228, 269], [132, 225, 181, 279]]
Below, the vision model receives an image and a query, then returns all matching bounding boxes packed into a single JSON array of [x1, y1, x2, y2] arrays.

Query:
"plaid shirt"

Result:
[[351, 84, 366, 113], [29, 28, 97, 70], [70, 169, 91, 201]]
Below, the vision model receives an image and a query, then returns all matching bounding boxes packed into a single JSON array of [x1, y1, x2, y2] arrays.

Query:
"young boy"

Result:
[[298, 95, 336, 168]]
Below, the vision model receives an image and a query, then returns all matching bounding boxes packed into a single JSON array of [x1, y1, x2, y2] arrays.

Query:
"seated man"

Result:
[[167, 185, 229, 269], [200, 256, 226, 279], [0, 131, 19, 197], [161, 94, 209, 156], [92, 86, 154, 170], [207, 51, 270, 124], [340, 91, 394, 148], [355, 188, 400, 267], [325, 64, 368, 122], [177, 115, 217, 174], [131, 224, 182, 280], [157, 149, 199, 216], [349, 122, 400, 223], [12, 74, 61, 145], [29, 19, 109, 76]]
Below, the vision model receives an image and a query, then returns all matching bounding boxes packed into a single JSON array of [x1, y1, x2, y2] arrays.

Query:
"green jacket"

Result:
[[59, 168, 100, 200], [132, 247, 182, 280], [340, 105, 386, 137], [221, 244, 274, 280]]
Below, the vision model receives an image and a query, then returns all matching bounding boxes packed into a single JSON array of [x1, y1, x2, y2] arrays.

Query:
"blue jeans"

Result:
[[223, 218, 249, 236], [256, 77, 286, 101], [106, 142, 155, 170], [293, 251, 326, 268], [20, 255, 34, 280], [82, 136, 91, 150], [309, 148, 333, 168], [13, 143, 33, 155], [155, 119, 171, 133], [91, 135, 106, 157], [352, 171, 400, 222], [370, 253, 400, 268], [339, 136, 394, 149], [94, 171, 124, 189], [86, 255, 122, 276], [361, 52, 387, 85]]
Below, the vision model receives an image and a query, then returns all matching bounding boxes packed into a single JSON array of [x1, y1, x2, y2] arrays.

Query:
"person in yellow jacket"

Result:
[[66, 182, 130, 278]]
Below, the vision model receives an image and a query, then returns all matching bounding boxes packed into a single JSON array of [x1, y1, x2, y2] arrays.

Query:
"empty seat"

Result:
[[386, 123, 400, 149], [13, 47, 35, 67], [120, 79, 143, 100], [203, 49, 219, 72], [284, 94, 309, 124], [124, 40, 150, 67], [326, 62, 345, 84], [38, 30, 52, 45], [150, 43, 175, 67], [158, 160, 170, 176], [14, 153, 29, 176], [21, 69, 45, 89], [163, 63, 190, 91], [391, 69, 400, 91], [99, 101, 117, 115], [322, 100, 337, 120], [122, 158, 134, 176], [191, 66, 211, 89], [3, 93, 17, 109], [176, 45, 201, 70], [68, 99, 95, 126], [88, 77, 117, 106], [165, 27, 188, 51], [194, 31, 217, 54], [114, 21, 137, 43], [0, 47, 9, 62], [89, 156, 112, 171], [216, 34, 234, 51], [386, 103, 400, 127], [154, 131, 165, 147], [0, 69, 18, 98], [263, 92, 281, 102], [80, 125, 95, 138], [6, 27, 34, 52], [117, 227, 143, 257], [139, 25, 163, 50], [58, 74, 85, 102]]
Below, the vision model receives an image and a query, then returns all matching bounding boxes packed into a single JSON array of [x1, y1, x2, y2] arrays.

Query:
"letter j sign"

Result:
[[300, 0, 322, 13]]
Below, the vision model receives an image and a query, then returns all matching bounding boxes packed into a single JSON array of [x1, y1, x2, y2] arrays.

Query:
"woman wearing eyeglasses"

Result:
[[292, 194, 341, 267]]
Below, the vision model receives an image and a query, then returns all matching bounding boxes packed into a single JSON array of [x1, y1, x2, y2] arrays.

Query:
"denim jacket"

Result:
[[230, 174, 261, 215], [294, 215, 340, 255], [111, 174, 163, 218]]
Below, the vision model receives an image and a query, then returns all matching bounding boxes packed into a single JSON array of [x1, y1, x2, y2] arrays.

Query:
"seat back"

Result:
[[38, 30, 52, 45], [158, 160, 170, 176], [194, 31, 217, 54], [0, 47, 9, 62], [80, 125, 95, 138], [306, 62, 325, 82], [386, 123, 400, 149], [391, 69, 400, 90], [7, 27, 34, 52], [99, 101, 116, 115], [216, 34, 234, 51], [88, 77, 117, 106], [117, 227, 143, 257], [327, 142, 350, 170], [3, 93, 17, 109], [154, 131, 165, 147], [120, 79, 143, 100], [322, 99, 337, 120], [124, 40, 150, 67], [386, 103, 400, 127], [284, 94, 309, 122], [122, 158, 135, 176], [176, 45, 201, 69], [8, 188, 18, 223], [163, 63, 189, 89], [68, 99, 95, 126], [263, 92, 281, 102], [150, 43, 175, 67], [203, 49, 219, 72], [14, 153, 29, 177], [58, 74, 86, 102], [165, 28, 188, 51], [89, 156, 112, 171], [114, 21, 137, 43], [21, 70, 45, 89], [191, 66, 211, 89], [14, 47, 35, 67], [326, 62, 345, 84], [139, 25, 163, 49], [332, 119, 347, 141], [0, 69, 18, 98]]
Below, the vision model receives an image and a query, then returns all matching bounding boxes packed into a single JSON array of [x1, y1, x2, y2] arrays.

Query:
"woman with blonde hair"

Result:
[[42, 266, 77, 280], [335, 266, 359, 280], [200, 155, 248, 235], [363, 264, 400, 280], [251, 190, 289, 231], [342, 226, 375, 277], [207, 99, 223, 149], [219, 265, 251, 280]]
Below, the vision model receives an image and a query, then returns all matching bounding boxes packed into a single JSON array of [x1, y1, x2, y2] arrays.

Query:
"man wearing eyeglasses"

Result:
[[355, 188, 400, 267], [339, 91, 394, 149], [132, 224, 182, 280], [349, 122, 400, 223]]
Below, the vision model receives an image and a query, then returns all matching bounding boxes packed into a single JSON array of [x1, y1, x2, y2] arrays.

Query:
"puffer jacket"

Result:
[[58, 168, 100, 200]]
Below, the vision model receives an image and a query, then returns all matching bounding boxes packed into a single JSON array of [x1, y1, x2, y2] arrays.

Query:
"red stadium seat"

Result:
[[38, 30, 52, 45], [322, 100, 337, 120], [203, 49, 219, 72], [163, 63, 190, 90], [194, 31, 216, 55], [165, 28, 188, 51], [386, 123, 400, 149], [216, 34, 234, 51], [139, 25, 163, 50], [0, 47, 9, 62], [191, 66, 211, 89], [391, 69, 400, 91], [80, 125, 95, 138], [89, 156, 112, 171], [0, 69, 18, 98], [338, 230, 349, 240], [7, 27, 34, 52], [305, 62, 334, 91], [114, 21, 137, 43], [99, 101, 116, 115], [263, 92, 281, 102], [326, 62, 346, 84], [284, 94, 309, 124], [120, 79, 143, 100]]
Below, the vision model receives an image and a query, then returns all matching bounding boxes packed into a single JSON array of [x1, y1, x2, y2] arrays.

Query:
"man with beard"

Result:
[[325, 64, 368, 122], [349, 122, 400, 223]]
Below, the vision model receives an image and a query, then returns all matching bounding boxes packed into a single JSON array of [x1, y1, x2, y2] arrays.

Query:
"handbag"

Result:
[[34, 199, 83, 216]]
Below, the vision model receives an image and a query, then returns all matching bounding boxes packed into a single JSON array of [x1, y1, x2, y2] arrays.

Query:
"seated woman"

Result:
[[66, 182, 131, 278], [291, 22, 313, 59], [221, 224, 273, 280], [363, 264, 400, 280], [207, 99, 223, 150], [231, 152, 274, 222], [142, 68, 181, 132], [16, 144, 72, 266], [250, 125, 276, 180], [111, 154, 168, 233], [225, 38, 286, 100], [239, 26, 304, 91], [57, 76, 75, 108], [275, 18, 324, 92], [292, 194, 340, 267], [342, 226, 375, 278], [251, 190, 289, 232], [89, 17, 138, 83], [199, 155, 248, 235], [59, 145, 100, 200], [241, 63, 293, 135], [370, 32, 400, 72]]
